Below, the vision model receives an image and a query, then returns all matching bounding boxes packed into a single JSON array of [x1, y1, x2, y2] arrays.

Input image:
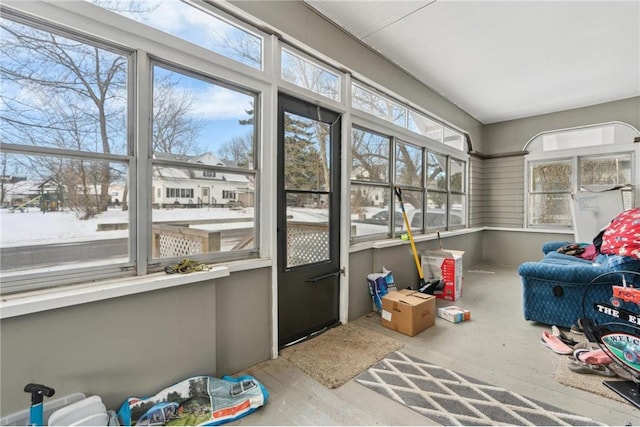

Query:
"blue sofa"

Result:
[[517, 241, 640, 328]]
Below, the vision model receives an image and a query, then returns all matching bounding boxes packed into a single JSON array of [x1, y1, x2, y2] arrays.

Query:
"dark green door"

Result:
[[277, 93, 341, 348]]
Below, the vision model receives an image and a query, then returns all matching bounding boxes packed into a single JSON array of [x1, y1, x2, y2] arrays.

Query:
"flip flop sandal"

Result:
[[567, 357, 616, 377], [574, 348, 612, 365], [572, 341, 601, 352], [570, 317, 587, 336], [551, 325, 578, 346], [567, 357, 617, 377], [541, 330, 573, 355]]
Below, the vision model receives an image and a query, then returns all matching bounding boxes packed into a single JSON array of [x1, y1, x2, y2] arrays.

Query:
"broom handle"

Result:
[[394, 186, 424, 280]]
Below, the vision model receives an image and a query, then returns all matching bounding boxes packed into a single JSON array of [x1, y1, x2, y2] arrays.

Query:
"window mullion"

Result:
[[136, 51, 152, 275]]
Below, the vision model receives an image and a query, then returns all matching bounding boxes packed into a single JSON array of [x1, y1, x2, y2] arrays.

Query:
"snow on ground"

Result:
[[0, 205, 338, 247], [0, 206, 254, 247]]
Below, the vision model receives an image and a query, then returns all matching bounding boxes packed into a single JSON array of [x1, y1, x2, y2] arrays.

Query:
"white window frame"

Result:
[[524, 122, 640, 229], [0, 0, 273, 295], [349, 109, 469, 243]]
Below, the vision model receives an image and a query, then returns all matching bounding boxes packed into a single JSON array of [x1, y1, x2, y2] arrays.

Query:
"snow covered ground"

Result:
[[0, 206, 254, 247], [0, 205, 340, 247]]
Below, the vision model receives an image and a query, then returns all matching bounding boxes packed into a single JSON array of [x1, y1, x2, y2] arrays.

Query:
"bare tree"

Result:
[[1, 15, 203, 218], [217, 135, 253, 168], [152, 74, 205, 154], [1, 19, 126, 216]]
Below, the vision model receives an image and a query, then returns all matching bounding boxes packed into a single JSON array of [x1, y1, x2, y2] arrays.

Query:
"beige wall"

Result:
[[483, 96, 640, 155]]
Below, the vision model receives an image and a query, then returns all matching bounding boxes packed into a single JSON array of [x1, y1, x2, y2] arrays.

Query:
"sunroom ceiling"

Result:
[[303, 1, 640, 124]]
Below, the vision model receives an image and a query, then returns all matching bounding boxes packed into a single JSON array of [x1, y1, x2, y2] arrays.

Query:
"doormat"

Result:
[[279, 320, 403, 389], [554, 355, 627, 404], [356, 351, 605, 426]]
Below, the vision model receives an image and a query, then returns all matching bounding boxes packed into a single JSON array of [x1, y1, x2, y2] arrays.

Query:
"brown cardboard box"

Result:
[[380, 289, 435, 336]]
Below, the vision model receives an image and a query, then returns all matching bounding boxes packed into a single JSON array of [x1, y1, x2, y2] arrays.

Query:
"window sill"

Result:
[[0, 266, 231, 319], [349, 227, 484, 252]]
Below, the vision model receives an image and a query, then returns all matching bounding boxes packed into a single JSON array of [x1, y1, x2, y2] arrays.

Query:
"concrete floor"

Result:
[[232, 264, 640, 425]]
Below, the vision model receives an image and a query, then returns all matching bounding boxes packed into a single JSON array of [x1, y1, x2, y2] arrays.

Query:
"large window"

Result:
[[151, 64, 257, 260], [1, 1, 472, 295], [350, 126, 467, 242], [0, 7, 260, 293], [0, 15, 132, 290], [525, 123, 638, 228]]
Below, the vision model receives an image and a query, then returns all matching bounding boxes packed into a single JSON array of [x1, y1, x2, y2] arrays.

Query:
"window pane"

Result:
[[395, 142, 422, 187], [152, 65, 255, 167], [281, 49, 340, 101], [530, 161, 571, 192], [1, 154, 130, 273], [408, 111, 443, 142], [350, 184, 391, 238], [444, 128, 465, 151], [0, 18, 128, 155], [427, 152, 447, 191], [580, 155, 632, 188], [284, 113, 330, 192], [151, 165, 255, 258], [528, 193, 571, 226], [450, 159, 465, 192], [395, 189, 422, 233], [88, 0, 262, 69], [426, 192, 447, 229], [352, 84, 406, 127], [351, 128, 389, 182], [542, 125, 614, 151], [449, 193, 465, 227]]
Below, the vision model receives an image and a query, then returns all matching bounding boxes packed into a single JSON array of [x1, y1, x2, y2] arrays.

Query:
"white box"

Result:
[[438, 306, 471, 323]]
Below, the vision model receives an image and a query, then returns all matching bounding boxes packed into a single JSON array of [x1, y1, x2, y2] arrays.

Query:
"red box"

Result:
[[421, 250, 464, 301]]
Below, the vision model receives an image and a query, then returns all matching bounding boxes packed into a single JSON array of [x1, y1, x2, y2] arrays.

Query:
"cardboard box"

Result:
[[421, 250, 464, 301], [438, 306, 471, 323], [381, 289, 435, 336]]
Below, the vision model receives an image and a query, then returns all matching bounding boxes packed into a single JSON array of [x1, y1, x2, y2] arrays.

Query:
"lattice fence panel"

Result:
[[287, 227, 329, 268], [159, 233, 203, 258]]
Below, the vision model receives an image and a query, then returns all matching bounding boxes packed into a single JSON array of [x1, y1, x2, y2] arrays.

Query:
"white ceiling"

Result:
[[303, 0, 640, 124]]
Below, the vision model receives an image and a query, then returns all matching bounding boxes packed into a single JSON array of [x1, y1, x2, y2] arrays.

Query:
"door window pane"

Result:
[[284, 112, 331, 192]]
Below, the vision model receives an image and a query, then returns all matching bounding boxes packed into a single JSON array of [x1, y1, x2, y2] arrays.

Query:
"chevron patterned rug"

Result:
[[355, 351, 605, 426]]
